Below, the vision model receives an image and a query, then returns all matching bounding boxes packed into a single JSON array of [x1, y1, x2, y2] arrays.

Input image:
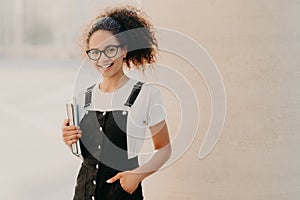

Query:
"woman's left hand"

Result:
[[106, 171, 144, 194]]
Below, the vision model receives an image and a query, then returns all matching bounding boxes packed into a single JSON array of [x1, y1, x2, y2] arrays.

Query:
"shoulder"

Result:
[[141, 82, 162, 96], [137, 81, 164, 106], [125, 79, 163, 102]]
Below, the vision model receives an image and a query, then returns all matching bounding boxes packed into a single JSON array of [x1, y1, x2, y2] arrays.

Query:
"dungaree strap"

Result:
[[84, 84, 96, 108], [83, 81, 144, 108], [124, 81, 144, 107]]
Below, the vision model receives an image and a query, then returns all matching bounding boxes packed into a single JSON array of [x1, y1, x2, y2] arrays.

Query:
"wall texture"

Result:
[[140, 0, 300, 199]]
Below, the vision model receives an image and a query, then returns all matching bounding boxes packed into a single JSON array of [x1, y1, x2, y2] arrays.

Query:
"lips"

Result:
[[98, 62, 114, 70]]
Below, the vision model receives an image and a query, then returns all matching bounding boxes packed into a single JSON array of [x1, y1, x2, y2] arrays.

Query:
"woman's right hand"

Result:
[[62, 118, 82, 146]]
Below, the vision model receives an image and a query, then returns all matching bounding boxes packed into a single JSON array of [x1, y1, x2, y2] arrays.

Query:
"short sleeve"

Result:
[[145, 87, 166, 127]]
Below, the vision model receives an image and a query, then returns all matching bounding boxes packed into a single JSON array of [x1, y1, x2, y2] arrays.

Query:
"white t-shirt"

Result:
[[78, 78, 166, 159]]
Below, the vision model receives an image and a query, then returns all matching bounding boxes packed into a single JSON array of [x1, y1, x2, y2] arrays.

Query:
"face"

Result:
[[87, 30, 127, 78]]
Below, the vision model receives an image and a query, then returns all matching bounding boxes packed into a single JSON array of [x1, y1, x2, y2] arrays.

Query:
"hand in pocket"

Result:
[[107, 171, 143, 194]]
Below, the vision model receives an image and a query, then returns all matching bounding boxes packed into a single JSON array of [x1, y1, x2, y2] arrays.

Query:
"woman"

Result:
[[62, 5, 171, 200]]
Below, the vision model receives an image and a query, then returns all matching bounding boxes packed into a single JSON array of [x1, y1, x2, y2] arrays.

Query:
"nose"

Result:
[[96, 53, 110, 65]]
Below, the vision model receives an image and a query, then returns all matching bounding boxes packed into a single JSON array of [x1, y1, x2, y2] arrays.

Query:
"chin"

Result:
[[101, 69, 117, 78]]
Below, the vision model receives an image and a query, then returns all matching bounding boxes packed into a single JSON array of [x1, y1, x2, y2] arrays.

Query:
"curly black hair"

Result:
[[82, 5, 158, 70]]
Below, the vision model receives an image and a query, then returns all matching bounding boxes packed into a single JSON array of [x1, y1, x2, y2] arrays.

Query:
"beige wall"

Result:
[[140, 0, 300, 199], [0, 0, 141, 58]]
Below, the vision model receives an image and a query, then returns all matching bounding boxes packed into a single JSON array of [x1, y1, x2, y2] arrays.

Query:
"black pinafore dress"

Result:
[[73, 82, 144, 200]]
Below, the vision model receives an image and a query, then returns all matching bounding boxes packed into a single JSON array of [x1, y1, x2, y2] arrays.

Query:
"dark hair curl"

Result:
[[82, 5, 158, 70]]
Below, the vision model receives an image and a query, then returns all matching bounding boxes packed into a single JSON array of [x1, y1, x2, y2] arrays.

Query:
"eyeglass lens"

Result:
[[87, 46, 119, 60]]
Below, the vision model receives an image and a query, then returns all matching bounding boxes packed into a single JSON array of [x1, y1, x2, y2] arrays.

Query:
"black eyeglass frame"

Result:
[[86, 45, 122, 61]]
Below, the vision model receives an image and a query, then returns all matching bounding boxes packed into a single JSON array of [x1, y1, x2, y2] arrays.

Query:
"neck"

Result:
[[100, 72, 129, 92]]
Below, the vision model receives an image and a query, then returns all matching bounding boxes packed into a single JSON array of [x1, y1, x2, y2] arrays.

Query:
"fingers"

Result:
[[62, 122, 80, 131], [106, 173, 122, 183], [62, 118, 80, 131], [66, 138, 79, 145], [63, 118, 70, 126], [62, 129, 82, 137], [63, 134, 81, 145], [62, 118, 82, 146], [64, 131, 82, 140], [62, 129, 82, 144], [119, 181, 129, 193]]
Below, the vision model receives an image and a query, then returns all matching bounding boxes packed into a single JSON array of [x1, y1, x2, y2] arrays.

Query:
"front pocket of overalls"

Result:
[[110, 181, 131, 200], [113, 181, 143, 200], [73, 164, 88, 200]]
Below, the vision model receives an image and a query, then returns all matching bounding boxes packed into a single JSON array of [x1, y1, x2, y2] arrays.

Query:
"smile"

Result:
[[98, 62, 114, 69]]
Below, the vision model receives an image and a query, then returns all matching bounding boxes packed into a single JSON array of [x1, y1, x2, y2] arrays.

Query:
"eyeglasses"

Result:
[[86, 45, 121, 61]]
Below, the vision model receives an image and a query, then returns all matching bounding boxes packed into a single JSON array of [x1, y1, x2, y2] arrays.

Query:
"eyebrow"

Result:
[[90, 44, 120, 50]]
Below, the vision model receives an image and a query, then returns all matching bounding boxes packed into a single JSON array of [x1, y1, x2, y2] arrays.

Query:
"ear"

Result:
[[122, 45, 128, 59]]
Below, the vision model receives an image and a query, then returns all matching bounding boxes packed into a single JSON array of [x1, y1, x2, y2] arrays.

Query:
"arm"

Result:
[[107, 120, 172, 194], [132, 120, 171, 177]]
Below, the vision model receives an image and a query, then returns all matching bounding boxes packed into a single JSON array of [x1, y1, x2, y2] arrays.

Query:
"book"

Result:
[[66, 97, 81, 156]]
